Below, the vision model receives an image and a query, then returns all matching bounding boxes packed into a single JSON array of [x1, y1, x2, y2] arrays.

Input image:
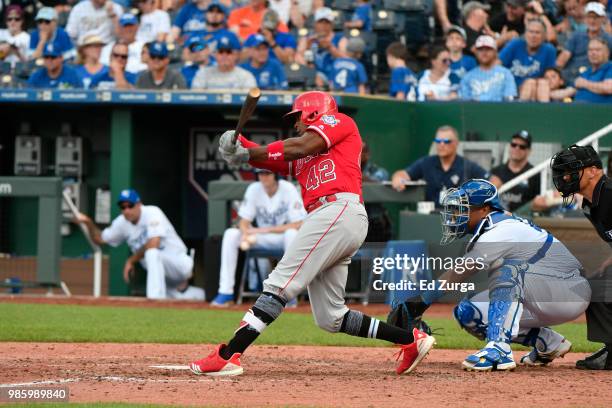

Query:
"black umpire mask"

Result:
[[551, 144, 602, 207]]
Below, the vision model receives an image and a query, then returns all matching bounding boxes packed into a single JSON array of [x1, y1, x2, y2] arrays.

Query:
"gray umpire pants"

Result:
[[262, 193, 369, 333]]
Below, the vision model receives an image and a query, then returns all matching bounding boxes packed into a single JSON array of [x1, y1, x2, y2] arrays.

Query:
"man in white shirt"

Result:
[[134, 0, 171, 43], [75, 189, 204, 301], [211, 169, 306, 307], [100, 13, 147, 74], [66, 0, 123, 45]]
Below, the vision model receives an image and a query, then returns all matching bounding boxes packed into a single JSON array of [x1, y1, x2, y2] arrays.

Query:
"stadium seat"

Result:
[[14, 61, 37, 80], [372, 9, 398, 32], [284, 63, 317, 90], [382, 0, 429, 12], [332, 0, 357, 11]]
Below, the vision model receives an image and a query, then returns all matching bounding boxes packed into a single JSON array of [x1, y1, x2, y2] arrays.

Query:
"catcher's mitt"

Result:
[[387, 296, 432, 335]]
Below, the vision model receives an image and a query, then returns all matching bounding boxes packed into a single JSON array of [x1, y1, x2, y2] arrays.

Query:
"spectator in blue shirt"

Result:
[[29, 7, 75, 61], [90, 42, 137, 89], [74, 34, 108, 90], [296, 7, 346, 86], [181, 35, 210, 88], [460, 35, 517, 101], [28, 42, 82, 89], [330, 37, 368, 94], [557, 2, 612, 82], [445, 25, 477, 80], [244, 9, 296, 64], [344, 0, 372, 31], [566, 38, 612, 103], [169, 0, 210, 42], [386, 41, 417, 100], [240, 34, 288, 90], [391, 125, 488, 206], [500, 19, 556, 92]]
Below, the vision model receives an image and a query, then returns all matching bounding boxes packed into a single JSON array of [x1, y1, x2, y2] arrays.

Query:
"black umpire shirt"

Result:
[[582, 175, 612, 243], [491, 162, 540, 212]]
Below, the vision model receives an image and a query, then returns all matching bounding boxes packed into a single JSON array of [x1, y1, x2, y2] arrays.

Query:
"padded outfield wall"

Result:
[[1, 91, 610, 295]]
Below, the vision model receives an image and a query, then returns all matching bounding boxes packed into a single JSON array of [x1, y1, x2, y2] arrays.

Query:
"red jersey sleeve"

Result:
[[239, 135, 290, 176], [306, 114, 350, 149]]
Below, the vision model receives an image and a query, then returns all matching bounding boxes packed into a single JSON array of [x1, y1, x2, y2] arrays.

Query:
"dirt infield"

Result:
[[1, 342, 610, 408]]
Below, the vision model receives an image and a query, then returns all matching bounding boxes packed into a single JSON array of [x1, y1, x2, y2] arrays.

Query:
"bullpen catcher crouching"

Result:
[[189, 91, 435, 376]]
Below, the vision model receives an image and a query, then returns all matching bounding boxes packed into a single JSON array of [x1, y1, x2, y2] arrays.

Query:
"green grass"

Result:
[[0, 303, 601, 352]]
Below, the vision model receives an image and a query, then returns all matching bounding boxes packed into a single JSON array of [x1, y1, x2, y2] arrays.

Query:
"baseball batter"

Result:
[[392, 179, 591, 371], [211, 169, 306, 307], [190, 91, 435, 376]]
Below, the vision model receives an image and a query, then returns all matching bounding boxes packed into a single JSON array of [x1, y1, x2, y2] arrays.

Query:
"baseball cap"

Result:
[[119, 13, 138, 26], [184, 35, 207, 51], [79, 34, 106, 48], [462, 1, 490, 19], [35, 7, 58, 21], [584, 2, 606, 17], [512, 130, 532, 148], [245, 33, 269, 48], [117, 189, 141, 205], [42, 42, 62, 58], [346, 37, 366, 54], [216, 32, 241, 51], [148, 41, 168, 57], [445, 24, 467, 40], [206, 3, 228, 15], [475, 35, 497, 50], [262, 9, 280, 30], [254, 168, 273, 174], [314, 7, 335, 22], [6, 5, 24, 19]]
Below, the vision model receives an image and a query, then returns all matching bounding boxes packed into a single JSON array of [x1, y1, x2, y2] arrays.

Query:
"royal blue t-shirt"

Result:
[[389, 66, 417, 99], [89, 69, 137, 89], [499, 38, 556, 86], [312, 33, 343, 78], [29, 27, 74, 59], [240, 59, 288, 90], [574, 61, 612, 104], [27, 65, 83, 89], [406, 155, 489, 205], [173, 3, 208, 37], [181, 64, 200, 88], [450, 55, 477, 80], [351, 4, 372, 31], [330, 57, 367, 93], [75, 65, 111, 89]]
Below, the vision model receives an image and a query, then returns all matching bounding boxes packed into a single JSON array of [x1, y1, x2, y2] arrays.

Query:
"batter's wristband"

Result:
[[267, 140, 285, 161]]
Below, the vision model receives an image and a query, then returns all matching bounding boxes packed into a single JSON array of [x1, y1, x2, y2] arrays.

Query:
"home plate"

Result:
[[150, 365, 191, 370]]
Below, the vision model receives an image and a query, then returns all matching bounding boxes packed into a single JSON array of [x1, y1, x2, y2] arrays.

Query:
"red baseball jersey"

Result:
[[290, 112, 363, 209]]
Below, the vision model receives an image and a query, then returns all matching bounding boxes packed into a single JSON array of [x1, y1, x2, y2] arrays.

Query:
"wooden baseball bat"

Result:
[[233, 87, 261, 144]]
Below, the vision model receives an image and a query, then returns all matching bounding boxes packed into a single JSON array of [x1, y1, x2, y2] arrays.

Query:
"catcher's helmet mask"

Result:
[[550, 144, 602, 207], [440, 179, 505, 245]]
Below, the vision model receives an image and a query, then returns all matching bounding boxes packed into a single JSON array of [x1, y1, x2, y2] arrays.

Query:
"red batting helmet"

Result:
[[284, 91, 338, 125]]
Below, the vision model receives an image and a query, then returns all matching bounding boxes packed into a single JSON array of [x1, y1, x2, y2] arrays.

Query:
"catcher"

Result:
[[388, 179, 591, 371]]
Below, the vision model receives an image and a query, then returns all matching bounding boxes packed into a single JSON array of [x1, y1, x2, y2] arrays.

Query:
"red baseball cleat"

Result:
[[395, 328, 436, 375], [190, 344, 244, 376]]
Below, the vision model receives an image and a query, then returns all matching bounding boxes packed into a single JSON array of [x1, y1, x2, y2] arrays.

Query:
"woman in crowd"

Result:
[[0, 5, 30, 64], [417, 45, 460, 101], [75, 34, 109, 89]]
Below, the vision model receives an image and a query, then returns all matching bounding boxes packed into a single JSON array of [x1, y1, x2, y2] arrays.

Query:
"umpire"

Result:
[[551, 144, 612, 370]]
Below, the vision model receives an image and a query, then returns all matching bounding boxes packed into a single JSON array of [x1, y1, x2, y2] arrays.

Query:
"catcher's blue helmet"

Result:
[[440, 179, 505, 245]]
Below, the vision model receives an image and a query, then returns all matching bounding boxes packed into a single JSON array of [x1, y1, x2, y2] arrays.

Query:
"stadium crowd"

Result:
[[0, 0, 610, 102]]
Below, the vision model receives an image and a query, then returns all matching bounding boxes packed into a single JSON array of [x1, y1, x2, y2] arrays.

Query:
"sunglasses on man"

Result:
[[37, 19, 52, 24], [434, 138, 453, 144], [112, 52, 128, 60], [510, 142, 529, 150], [118, 202, 135, 210], [150, 55, 166, 60]]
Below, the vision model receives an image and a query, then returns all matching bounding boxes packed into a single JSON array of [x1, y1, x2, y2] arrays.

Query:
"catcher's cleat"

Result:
[[395, 328, 436, 375], [190, 344, 244, 376], [520, 338, 572, 366], [463, 341, 516, 372]]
